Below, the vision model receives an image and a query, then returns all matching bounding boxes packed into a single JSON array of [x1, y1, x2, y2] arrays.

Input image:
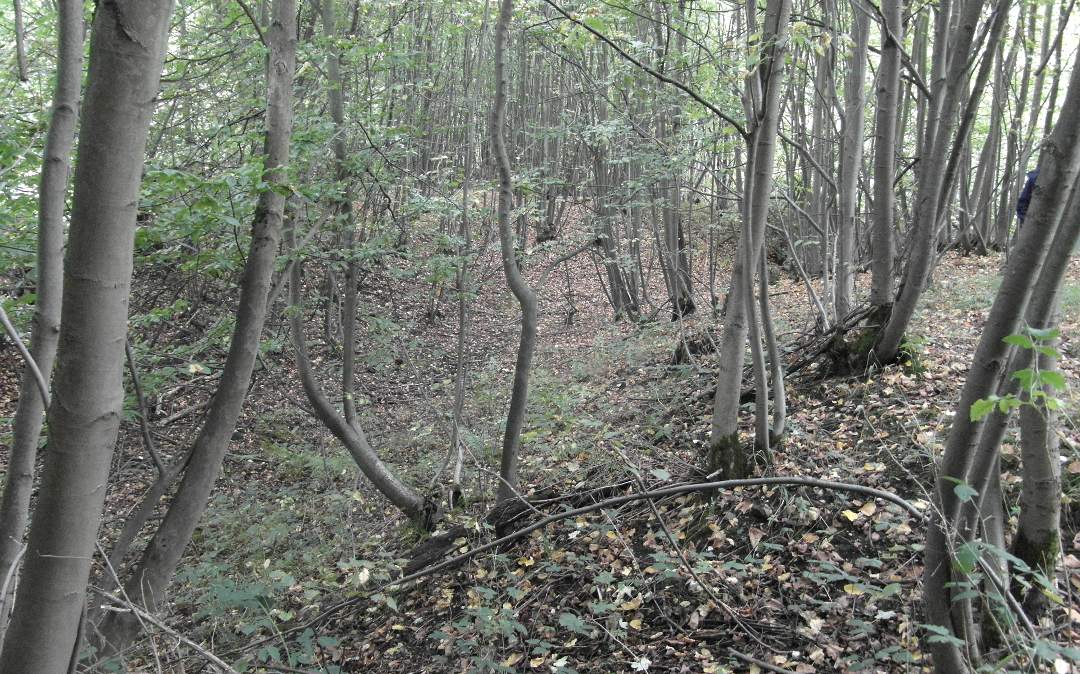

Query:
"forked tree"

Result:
[[0, 2, 175, 671], [0, 0, 82, 623], [922, 46, 1080, 673], [92, 0, 296, 655]]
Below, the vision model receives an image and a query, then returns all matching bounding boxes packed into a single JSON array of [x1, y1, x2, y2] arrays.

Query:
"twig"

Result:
[[0, 303, 50, 408], [257, 665, 324, 674], [234, 0, 266, 46], [535, 241, 595, 291], [126, 339, 166, 474], [728, 648, 800, 674], [158, 399, 212, 426], [539, 0, 748, 140], [0, 543, 26, 644], [97, 589, 240, 674]]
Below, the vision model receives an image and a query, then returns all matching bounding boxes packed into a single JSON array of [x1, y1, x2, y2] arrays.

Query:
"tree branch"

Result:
[[0, 304, 50, 408], [540, 0, 749, 140]]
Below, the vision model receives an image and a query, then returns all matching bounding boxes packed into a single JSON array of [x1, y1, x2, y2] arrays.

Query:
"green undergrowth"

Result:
[[103, 287, 1080, 672]]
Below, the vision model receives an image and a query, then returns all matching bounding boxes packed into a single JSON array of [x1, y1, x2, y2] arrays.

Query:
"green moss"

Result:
[[1011, 528, 1060, 620], [1011, 528, 1059, 577], [708, 432, 751, 480]]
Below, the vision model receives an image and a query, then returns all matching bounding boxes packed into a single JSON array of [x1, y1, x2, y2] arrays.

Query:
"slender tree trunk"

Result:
[[922, 48, 1080, 673], [708, 0, 791, 478], [0, 0, 82, 629], [0, 3, 174, 671], [450, 5, 489, 503], [1013, 298, 1062, 619], [760, 245, 785, 440], [836, 0, 868, 321], [875, 0, 988, 363], [91, 0, 294, 655], [13, 0, 28, 82], [869, 0, 901, 307], [491, 0, 538, 504], [286, 231, 429, 524]]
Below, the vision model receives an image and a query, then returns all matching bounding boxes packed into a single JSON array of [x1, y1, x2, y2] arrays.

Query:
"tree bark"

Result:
[[0, 0, 82, 629], [869, 0, 902, 307], [91, 0, 294, 656], [835, 0, 869, 321], [708, 0, 791, 478], [0, 2, 174, 671], [491, 0, 538, 504], [13, 0, 28, 82], [922, 46, 1080, 673], [875, 0, 987, 363]]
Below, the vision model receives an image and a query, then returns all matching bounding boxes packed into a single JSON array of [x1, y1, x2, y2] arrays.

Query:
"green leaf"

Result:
[[1035, 345, 1061, 358], [558, 612, 590, 635], [1038, 370, 1066, 391], [953, 540, 980, 573], [1027, 326, 1059, 340], [970, 398, 997, 421], [953, 482, 979, 503], [1003, 334, 1034, 349], [921, 623, 965, 646], [385, 595, 397, 611], [650, 468, 671, 480], [1012, 369, 1036, 389]]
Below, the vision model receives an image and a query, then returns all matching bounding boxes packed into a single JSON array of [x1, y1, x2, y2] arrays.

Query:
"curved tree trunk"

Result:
[[91, 0, 295, 656], [491, 0, 538, 504], [0, 2, 175, 671], [286, 230, 429, 522], [0, 0, 82, 630]]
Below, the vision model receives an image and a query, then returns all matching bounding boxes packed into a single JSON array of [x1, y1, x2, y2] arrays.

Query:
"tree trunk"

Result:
[[91, 0, 294, 656], [1013, 302, 1062, 619], [491, 0, 538, 504], [875, 0, 987, 363], [708, 0, 791, 479], [0, 0, 82, 631], [869, 0, 902, 307], [835, 0, 868, 321], [922, 47, 1080, 673], [0, 2, 174, 671]]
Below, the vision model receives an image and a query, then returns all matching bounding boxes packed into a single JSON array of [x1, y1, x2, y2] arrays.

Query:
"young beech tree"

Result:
[[91, 0, 296, 655], [0, 2, 175, 672], [708, 0, 791, 479], [922, 46, 1080, 673], [0, 0, 82, 619], [490, 0, 536, 505]]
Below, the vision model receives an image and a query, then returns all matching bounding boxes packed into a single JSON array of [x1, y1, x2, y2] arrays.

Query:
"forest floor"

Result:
[[4, 244, 1080, 674]]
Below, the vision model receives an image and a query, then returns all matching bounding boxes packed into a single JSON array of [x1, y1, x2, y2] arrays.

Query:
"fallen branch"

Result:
[[729, 648, 800, 674], [227, 475, 923, 659], [97, 591, 240, 674], [381, 476, 924, 591]]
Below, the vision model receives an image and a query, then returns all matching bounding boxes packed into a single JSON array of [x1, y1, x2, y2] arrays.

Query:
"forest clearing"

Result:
[[3, 0, 1080, 672]]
